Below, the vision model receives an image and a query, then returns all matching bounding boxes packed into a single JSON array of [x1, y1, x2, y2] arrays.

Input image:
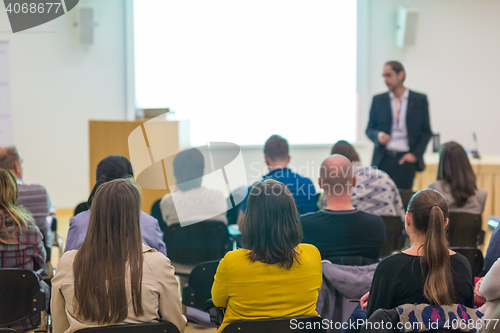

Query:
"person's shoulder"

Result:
[[291, 171, 313, 182], [18, 182, 45, 189], [354, 209, 385, 222], [377, 253, 410, 270], [429, 180, 440, 188], [373, 92, 389, 99], [224, 248, 248, 260], [298, 243, 321, 258], [160, 192, 173, 204], [409, 90, 428, 99], [140, 211, 158, 224], [22, 220, 43, 236], [57, 250, 78, 269], [71, 210, 90, 223], [201, 187, 227, 201], [361, 166, 393, 183], [451, 252, 472, 270], [300, 210, 323, 222], [17, 183, 47, 195], [476, 188, 488, 201], [143, 244, 168, 265]]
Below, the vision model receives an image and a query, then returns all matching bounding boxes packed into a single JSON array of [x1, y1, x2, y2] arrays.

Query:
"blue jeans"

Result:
[[340, 304, 367, 333]]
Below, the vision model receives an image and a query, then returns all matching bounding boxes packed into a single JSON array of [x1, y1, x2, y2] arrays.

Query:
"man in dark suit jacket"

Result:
[[366, 61, 432, 189]]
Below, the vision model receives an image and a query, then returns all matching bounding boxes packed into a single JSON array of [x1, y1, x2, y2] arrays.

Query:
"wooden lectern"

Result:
[[89, 119, 180, 213]]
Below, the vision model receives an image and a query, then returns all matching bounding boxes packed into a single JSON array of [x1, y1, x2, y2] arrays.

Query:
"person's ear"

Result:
[[264, 156, 270, 166], [13, 161, 22, 178], [444, 217, 449, 229], [352, 175, 357, 187], [405, 211, 412, 227], [318, 177, 323, 189], [287, 155, 291, 164], [398, 71, 405, 82]]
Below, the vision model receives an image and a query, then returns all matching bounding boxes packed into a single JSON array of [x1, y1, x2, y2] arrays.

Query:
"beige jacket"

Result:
[[51, 244, 186, 333]]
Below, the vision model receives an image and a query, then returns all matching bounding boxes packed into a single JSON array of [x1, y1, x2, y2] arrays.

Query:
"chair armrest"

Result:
[[32, 290, 46, 312]]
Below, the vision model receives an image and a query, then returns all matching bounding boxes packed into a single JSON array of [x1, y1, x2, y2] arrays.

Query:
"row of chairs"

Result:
[[0, 268, 325, 332], [381, 212, 484, 256]]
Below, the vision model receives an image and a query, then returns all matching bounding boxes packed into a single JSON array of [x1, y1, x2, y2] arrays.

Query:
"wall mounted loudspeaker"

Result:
[[77, 6, 94, 45], [396, 7, 419, 48]]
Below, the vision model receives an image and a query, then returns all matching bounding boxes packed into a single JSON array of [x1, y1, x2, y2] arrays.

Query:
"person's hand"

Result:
[[360, 292, 369, 310], [474, 278, 486, 303], [399, 153, 417, 165], [378, 132, 391, 145]]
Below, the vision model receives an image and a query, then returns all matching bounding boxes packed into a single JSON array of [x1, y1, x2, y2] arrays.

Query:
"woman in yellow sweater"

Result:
[[211, 179, 322, 332]]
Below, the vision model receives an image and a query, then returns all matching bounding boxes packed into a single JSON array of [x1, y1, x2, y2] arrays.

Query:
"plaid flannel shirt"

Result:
[[0, 217, 47, 332]]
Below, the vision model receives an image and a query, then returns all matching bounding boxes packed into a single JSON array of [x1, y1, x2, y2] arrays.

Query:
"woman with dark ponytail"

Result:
[[362, 189, 474, 317]]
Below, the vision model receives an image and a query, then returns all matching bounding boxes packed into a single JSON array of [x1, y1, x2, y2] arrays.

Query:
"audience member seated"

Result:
[[65, 155, 166, 255], [238, 135, 317, 226], [475, 258, 500, 320], [361, 189, 474, 318], [0, 146, 54, 262], [319, 140, 405, 222], [429, 141, 487, 214], [160, 148, 227, 226], [301, 154, 386, 262], [211, 180, 322, 333], [0, 169, 50, 332], [51, 179, 186, 333], [484, 224, 500, 274]]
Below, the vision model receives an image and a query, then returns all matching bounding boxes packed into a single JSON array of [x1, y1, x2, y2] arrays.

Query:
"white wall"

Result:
[[0, 0, 127, 207], [362, 0, 500, 156], [215, 0, 500, 194]]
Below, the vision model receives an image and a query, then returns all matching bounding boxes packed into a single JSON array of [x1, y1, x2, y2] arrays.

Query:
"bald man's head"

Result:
[[319, 154, 355, 196]]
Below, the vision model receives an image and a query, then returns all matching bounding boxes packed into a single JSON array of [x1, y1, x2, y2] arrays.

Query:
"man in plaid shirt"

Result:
[[0, 218, 50, 332]]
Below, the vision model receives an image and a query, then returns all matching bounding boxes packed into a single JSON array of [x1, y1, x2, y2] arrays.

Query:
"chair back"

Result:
[[447, 213, 482, 247], [450, 247, 484, 277], [164, 221, 231, 265], [380, 216, 405, 257], [150, 199, 168, 237], [182, 260, 220, 310], [399, 189, 415, 212], [0, 269, 45, 327], [325, 256, 378, 266], [75, 322, 180, 333], [221, 316, 325, 333]]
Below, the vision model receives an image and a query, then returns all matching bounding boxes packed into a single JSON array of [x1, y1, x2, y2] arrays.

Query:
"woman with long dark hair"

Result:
[[362, 189, 474, 317], [430, 141, 487, 214], [51, 179, 186, 333], [211, 179, 322, 333], [65, 155, 166, 255], [0, 169, 49, 332]]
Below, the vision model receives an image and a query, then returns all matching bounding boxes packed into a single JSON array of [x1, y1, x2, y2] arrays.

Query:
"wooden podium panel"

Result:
[[89, 120, 180, 213]]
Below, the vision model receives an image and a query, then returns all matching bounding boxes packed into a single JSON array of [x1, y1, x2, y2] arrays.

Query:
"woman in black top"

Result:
[[362, 189, 474, 317]]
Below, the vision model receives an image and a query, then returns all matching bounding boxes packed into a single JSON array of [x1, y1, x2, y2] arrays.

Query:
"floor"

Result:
[[52, 209, 217, 333]]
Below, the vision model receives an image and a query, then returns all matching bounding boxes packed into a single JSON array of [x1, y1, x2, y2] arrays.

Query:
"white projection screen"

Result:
[[134, 1, 357, 146]]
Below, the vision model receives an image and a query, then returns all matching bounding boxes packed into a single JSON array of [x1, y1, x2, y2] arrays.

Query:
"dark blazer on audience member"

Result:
[[366, 91, 432, 172]]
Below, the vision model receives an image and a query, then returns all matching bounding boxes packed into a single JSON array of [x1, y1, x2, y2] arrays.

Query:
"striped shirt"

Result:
[[16, 180, 53, 247]]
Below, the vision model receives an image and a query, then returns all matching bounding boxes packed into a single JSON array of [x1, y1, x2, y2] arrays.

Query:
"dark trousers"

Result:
[[378, 151, 417, 190]]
